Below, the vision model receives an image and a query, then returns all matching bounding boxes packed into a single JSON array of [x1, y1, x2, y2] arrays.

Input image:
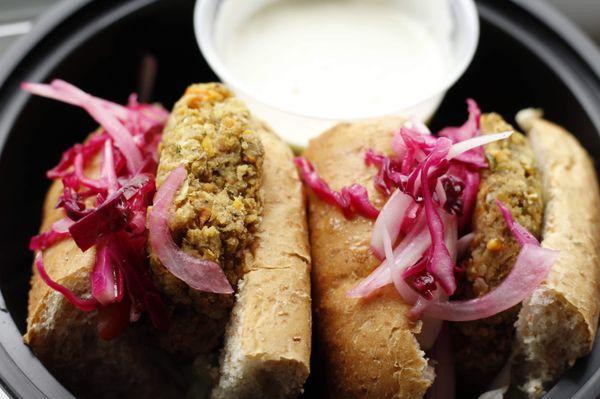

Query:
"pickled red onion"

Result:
[[447, 131, 512, 160], [495, 200, 538, 246], [370, 189, 415, 259], [411, 244, 557, 321], [348, 212, 430, 299], [148, 166, 233, 294], [22, 80, 143, 173], [457, 233, 474, 259], [101, 139, 119, 194]]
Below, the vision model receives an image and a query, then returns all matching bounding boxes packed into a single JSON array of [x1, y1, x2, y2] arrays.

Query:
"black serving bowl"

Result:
[[0, 0, 599, 398]]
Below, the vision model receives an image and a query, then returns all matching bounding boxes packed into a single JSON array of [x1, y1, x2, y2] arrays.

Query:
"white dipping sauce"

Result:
[[215, 0, 453, 119]]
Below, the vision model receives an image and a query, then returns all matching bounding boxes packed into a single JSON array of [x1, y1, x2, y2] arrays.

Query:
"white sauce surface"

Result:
[[216, 0, 452, 119]]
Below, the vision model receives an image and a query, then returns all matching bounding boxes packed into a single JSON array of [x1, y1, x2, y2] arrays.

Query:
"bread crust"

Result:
[[304, 118, 432, 399], [213, 128, 311, 399], [508, 113, 600, 397]]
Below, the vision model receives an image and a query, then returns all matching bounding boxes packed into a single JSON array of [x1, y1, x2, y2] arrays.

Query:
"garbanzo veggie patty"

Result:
[[452, 113, 544, 395]]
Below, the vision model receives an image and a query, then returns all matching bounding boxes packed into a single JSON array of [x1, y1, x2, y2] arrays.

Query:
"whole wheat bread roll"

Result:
[[212, 127, 312, 399], [509, 110, 600, 398], [304, 118, 433, 399]]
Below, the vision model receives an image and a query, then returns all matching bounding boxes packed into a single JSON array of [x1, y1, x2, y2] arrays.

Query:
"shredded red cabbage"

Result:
[[25, 81, 169, 338], [438, 99, 481, 144], [420, 139, 456, 295], [92, 242, 123, 306], [294, 157, 379, 219], [68, 174, 154, 251], [29, 231, 69, 252], [35, 252, 98, 311]]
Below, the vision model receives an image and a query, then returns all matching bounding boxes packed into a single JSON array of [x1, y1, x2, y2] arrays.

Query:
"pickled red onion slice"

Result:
[[101, 139, 119, 194], [148, 166, 233, 294], [457, 233, 474, 259], [348, 212, 430, 300], [22, 80, 143, 173], [447, 131, 512, 160], [495, 200, 539, 246], [411, 244, 557, 321], [370, 189, 415, 259]]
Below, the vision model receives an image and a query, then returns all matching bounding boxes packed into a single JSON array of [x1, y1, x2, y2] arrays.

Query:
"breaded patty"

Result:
[[452, 113, 544, 395], [150, 83, 264, 356]]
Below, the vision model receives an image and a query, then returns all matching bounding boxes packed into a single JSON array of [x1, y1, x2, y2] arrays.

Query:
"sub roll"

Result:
[[509, 110, 600, 398], [304, 118, 433, 398], [24, 81, 312, 399], [298, 102, 600, 398], [149, 84, 312, 398], [452, 113, 544, 395]]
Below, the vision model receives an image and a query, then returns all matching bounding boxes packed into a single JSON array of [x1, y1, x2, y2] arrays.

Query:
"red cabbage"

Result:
[[47, 134, 108, 179], [24, 81, 169, 337], [294, 157, 379, 219], [92, 242, 123, 305], [29, 230, 70, 251], [420, 139, 456, 295]]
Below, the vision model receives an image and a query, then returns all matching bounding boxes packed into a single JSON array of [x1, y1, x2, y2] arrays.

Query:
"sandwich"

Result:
[[296, 101, 600, 398], [23, 81, 312, 398]]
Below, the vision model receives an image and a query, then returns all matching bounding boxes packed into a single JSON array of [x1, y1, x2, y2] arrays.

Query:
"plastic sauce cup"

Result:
[[195, 0, 479, 147]]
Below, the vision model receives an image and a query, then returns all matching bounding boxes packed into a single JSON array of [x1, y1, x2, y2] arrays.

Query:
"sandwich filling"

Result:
[[149, 83, 264, 356], [452, 114, 544, 393], [296, 100, 556, 322], [296, 100, 558, 396]]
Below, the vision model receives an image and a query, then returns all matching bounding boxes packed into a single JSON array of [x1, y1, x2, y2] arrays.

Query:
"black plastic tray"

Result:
[[0, 0, 599, 398]]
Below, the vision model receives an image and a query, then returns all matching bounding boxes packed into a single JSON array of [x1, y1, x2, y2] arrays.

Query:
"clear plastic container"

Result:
[[194, 0, 479, 147]]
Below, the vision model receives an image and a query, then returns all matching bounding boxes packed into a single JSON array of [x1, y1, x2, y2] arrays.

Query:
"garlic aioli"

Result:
[[210, 0, 458, 145]]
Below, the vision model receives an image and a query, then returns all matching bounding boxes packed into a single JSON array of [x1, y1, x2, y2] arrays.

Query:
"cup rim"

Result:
[[194, 0, 480, 121]]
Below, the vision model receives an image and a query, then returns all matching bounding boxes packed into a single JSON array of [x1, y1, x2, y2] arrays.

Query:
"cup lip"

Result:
[[194, 0, 480, 121]]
